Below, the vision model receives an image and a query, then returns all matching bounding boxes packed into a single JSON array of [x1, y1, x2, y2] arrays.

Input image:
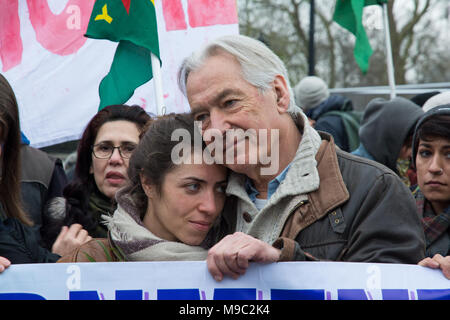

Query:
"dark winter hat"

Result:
[[359, 97, 423, 172], [410, 91, 440, 107], [411, 104, 450, 169]]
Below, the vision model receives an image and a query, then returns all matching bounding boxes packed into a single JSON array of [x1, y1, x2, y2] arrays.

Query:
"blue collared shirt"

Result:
[[245, 164, 292, 205]]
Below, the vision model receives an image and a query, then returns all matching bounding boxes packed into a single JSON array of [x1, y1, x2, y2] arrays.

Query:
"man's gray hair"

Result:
[[177, 34, 298, 113]]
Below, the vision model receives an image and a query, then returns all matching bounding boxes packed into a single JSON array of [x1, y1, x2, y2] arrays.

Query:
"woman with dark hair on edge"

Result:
[[42, 104, 152, 250], [0, 73, 89, 270], [410, 105, 450, 279]]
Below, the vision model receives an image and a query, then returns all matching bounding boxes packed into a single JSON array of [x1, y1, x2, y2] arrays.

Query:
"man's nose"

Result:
[[209, 109, 230, 134]]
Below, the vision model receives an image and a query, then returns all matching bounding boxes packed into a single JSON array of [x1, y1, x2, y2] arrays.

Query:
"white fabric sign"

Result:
[[0, 261, 448, 300], [0, 0, 239, 147]]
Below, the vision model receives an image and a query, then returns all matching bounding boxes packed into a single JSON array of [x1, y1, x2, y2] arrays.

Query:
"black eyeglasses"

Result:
[[92, 142, 137, 159]]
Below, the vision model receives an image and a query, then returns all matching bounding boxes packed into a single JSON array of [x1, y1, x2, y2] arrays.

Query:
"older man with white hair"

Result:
[[178, 34, 425, 281]]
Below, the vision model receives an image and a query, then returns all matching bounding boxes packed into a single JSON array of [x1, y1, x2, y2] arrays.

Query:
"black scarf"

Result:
[[88, 188, 116, 238]]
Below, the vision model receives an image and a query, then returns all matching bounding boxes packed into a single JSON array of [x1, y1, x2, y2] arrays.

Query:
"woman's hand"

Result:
[[0, 256, 11, 273], [51, 224, 92, 257], [418, 254, 450, 279]]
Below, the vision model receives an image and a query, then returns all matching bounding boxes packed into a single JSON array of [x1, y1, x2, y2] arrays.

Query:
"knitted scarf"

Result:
[[102, 186, 208, 261], [412, 185, 450, 249], [227, 109, 322, 244]]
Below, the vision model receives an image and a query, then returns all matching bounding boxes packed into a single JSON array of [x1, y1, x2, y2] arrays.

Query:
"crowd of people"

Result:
[[0, 35, 449, 284]]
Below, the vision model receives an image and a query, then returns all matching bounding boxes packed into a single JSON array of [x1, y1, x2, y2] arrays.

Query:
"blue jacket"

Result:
[[306, 95, 353, 152], [351, 144, 375, 161]]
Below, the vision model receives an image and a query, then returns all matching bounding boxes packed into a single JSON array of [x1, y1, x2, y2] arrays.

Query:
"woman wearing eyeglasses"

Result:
[[41, 105, 151, 250]]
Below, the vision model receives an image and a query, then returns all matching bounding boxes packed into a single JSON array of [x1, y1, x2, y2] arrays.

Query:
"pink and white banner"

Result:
[[0, 0, 239, 147]]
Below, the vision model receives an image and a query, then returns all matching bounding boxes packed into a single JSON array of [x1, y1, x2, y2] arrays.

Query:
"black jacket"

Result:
[[0, 216, 60, 264], [20, 144, 68, 248]]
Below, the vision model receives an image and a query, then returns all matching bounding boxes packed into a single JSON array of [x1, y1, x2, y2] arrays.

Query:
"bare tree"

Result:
[[237, 0, 445, 88]]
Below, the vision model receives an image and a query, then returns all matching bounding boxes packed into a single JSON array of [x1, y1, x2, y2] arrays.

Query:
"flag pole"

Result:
[[382, 3, 396, 99], [151, 52, 165, 115], [308, 0, 316, 76]]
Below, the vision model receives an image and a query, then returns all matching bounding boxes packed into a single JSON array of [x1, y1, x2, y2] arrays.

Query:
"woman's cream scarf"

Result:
[[102, 186, 208, 261]]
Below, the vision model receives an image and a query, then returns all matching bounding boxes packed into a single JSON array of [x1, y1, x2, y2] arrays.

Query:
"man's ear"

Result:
[[273, 74, 290, 114]]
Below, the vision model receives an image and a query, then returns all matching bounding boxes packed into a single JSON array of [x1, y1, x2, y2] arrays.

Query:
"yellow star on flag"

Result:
[[95, 4, 113, 24]]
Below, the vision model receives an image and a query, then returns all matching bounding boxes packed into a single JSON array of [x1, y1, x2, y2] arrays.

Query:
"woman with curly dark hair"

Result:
[[42, 104, 151, 249]]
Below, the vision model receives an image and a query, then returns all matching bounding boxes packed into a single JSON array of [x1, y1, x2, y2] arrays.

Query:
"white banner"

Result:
[[0, 0, 239, 147], [0, 261, 448, 300]]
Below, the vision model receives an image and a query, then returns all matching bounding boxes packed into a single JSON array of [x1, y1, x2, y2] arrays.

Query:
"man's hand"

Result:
[[418, 254, 450, 279], [51, 224, 92, 257], [0, 256, 11, 273], [207, 232, 281, 281]]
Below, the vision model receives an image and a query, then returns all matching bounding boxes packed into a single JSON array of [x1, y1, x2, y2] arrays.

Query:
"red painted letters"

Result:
[[188, 0, 238, 28], [162, 0, 238, 31], [26, 0, 94, 56], [0, 0, 22, 72], [162, 0, 187, 31]]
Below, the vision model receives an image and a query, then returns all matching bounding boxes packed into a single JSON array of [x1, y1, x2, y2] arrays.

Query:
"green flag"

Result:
[[333, 0, 387, 73], [85, 0, 160, 110]]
